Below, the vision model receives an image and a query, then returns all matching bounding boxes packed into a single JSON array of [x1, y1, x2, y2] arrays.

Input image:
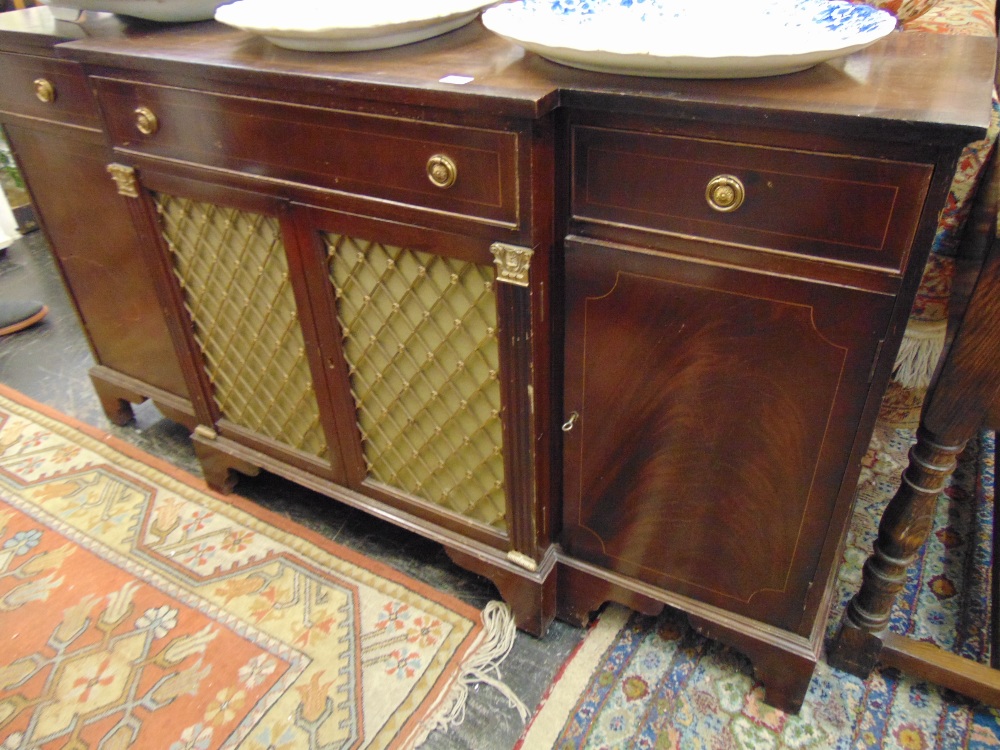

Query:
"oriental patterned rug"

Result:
[[519, 424, 1000, 750], [0, 385, 523, 750]]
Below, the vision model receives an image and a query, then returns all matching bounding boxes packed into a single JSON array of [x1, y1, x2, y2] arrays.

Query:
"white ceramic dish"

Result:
[[481, 0, 897, 78], [214, 0, 495, 51], [38, 0, 233, 22]]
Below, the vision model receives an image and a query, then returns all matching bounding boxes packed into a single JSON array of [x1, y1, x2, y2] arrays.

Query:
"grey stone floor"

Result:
[[0, 230, 584, 750]]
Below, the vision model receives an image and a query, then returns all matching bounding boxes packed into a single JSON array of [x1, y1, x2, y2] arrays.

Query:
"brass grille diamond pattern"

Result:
[[155, 194, 328, 458], [326, 234, 507, 529]]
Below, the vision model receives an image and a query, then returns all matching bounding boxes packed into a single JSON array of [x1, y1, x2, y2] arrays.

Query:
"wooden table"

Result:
[[829, 135, 1000, 704]]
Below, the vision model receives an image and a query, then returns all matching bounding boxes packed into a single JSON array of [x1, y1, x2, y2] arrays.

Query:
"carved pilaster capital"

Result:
[[490, 242, 533, 288]]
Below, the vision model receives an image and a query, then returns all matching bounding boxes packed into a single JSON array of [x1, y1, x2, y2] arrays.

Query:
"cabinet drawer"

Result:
[[572, 125, 932, 272], [92, 77, 520, 226], [0, 53, 100, 129]]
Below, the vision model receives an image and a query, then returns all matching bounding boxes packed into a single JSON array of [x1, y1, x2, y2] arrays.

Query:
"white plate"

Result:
[[481, 0, 897, 78], [214, 0, 496, 51], [38, 0, 234, 22]]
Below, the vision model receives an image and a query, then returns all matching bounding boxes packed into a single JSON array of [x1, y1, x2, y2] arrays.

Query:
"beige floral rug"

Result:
[[0, 384, 521, 749]]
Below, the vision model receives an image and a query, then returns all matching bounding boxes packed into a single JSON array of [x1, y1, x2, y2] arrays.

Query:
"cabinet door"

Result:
[[116, 167, 343, 479], [561, 240, 895, 633], [4, 124, 188, 401], [290, 205, 524, 551]]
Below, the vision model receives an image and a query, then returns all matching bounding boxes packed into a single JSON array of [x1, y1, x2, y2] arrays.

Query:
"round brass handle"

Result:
[[426, 154, 457, 189], [134, 106, 159, 135], [705, 174, 745, 213], [33, 78, 55, 104]]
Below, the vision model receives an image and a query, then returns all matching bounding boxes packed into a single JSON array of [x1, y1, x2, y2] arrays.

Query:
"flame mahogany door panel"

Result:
[[4, 125, 189, 403], [561, 238, 895, 634]]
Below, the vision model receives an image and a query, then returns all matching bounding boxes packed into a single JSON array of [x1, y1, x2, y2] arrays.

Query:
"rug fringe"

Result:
[[411, 601, 529, 748], [892, 319, 946, 389]]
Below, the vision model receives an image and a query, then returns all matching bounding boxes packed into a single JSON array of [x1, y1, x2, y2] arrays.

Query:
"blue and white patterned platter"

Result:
[[480, 0, 897, 78]]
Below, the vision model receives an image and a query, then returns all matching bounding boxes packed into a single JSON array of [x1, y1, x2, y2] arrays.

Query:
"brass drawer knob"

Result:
[[706, 174, 745, 213], [134, 106, 159, 135], [427, 154, 457, 189], [33, 78, 55, 104]]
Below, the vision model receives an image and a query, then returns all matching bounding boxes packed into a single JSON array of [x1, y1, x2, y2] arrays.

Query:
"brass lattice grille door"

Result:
[[155, 194, 328, 458], [326, 234, 507, 530]]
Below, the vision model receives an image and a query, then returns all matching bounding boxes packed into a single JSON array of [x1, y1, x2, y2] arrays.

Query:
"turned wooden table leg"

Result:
[[828, 425, 965, 678]]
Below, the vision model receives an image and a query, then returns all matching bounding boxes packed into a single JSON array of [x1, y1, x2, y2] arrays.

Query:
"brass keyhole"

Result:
[[706, 174, 745, 213], [427, 154, 457, 189], [33, 78, 55, 104]]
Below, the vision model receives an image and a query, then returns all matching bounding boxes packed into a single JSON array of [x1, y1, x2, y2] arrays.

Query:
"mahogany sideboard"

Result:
[[0, 7, 993, 712]]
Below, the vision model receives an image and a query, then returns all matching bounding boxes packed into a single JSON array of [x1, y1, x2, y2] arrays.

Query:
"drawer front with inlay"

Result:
[[92, 77, 520, 226], [572, 124, 932, 272], [0, 53, 100, 129]]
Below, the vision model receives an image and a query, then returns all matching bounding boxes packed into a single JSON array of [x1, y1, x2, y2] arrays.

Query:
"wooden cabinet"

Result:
[[0, 8, 993, 713], [559, 115, 935, 632], [0, 31, 193, 426], [553, 101, 987, 709], [77, 56, 558, 635]]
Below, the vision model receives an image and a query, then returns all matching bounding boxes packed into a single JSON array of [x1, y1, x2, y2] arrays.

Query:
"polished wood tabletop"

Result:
[[1, 7, 992, 137]]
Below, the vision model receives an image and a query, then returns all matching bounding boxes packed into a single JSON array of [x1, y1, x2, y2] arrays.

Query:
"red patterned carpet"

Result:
[[0, 384, 521, 749]]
